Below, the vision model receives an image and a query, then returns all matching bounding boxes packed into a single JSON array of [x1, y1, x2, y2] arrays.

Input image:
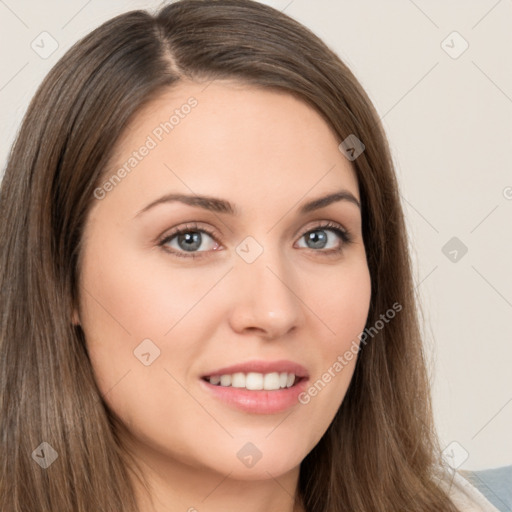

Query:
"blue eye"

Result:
[[298, 223, 352, 251], [159, 221, 353, 259], [159, 223, 219, 258]]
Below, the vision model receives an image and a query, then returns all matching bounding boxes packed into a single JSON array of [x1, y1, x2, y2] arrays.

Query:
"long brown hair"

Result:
[[0, 1, 458, 510]]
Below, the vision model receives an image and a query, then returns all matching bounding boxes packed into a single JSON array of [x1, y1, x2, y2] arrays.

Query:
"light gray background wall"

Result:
[[1, 0, 510, 471]]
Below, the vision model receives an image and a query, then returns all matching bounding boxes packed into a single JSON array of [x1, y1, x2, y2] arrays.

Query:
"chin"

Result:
[[223, 458, 302, 481]]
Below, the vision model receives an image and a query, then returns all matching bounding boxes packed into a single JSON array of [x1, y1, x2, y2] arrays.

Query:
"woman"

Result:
[[0, 0, 499, 510]]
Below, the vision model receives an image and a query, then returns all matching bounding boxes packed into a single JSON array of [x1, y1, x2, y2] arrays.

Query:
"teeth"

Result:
[[246, 372, 263, 390], [263, 372, 280, 390], [231, 372, 246, 388], [206, 372, 297, 390], [220, 374, 232, 386]]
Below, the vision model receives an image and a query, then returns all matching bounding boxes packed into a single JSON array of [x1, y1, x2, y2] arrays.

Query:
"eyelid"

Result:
[[292, 219, 349, 241], [159, 221, 218, 241]]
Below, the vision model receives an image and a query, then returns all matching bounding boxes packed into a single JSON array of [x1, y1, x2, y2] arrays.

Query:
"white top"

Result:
[[439, 469, 501, 512]]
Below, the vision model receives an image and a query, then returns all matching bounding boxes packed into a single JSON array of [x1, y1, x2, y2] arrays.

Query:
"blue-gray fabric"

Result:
[[460, 466, 512, 512]]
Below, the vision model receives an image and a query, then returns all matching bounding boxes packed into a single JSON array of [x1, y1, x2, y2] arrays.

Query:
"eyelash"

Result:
[[158, 221, 353, 259]]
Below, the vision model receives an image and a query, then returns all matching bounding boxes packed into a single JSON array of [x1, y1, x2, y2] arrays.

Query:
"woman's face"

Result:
[[76, 79, 371, 482]]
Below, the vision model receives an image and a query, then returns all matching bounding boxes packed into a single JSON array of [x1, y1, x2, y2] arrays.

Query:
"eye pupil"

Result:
[[306, 230, 327, 249], [178, 232, 202, 251]]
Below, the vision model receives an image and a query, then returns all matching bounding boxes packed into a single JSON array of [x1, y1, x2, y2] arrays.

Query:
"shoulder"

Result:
[[458, 466, 512, 512], [437, 468, 503, 512]]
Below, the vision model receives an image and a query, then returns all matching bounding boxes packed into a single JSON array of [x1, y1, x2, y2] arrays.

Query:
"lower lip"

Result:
[[199, 377, 309, 414]]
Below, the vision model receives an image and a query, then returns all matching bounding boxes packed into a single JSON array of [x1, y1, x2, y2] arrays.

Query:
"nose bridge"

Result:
[[228, 236, 302, 337]]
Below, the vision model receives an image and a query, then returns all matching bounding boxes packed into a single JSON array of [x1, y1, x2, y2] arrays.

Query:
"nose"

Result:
[[227, 249, 303, 340]]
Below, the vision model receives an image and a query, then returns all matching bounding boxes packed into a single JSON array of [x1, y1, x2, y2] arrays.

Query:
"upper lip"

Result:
[[201, 359, 309, 379]]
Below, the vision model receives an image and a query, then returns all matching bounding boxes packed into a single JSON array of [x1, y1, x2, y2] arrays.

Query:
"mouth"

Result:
[[201, 372, 306, 391], [199, 360, 310, 414]]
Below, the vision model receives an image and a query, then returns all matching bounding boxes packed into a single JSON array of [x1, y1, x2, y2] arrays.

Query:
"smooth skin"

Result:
[[75, 79, 372, 512]]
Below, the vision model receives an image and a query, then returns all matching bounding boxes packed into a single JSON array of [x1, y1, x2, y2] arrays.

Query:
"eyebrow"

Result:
[[134, 189, 360, 218]]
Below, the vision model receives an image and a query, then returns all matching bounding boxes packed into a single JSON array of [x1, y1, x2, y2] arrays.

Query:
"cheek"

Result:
[[77, 237, 217, 460], [78, 224, 233, 355], [77, 234, 210, 395], [312, 257, 372, 353], [294, 258, 371, 441]]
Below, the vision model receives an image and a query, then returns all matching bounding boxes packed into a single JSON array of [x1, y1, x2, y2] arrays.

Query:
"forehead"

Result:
[[99, 79, 360, 216]]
